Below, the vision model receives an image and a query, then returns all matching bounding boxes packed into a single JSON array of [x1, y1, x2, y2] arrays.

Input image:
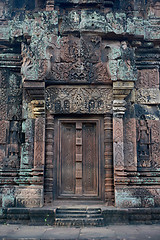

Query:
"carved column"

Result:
[[44, 112, 54, 205]]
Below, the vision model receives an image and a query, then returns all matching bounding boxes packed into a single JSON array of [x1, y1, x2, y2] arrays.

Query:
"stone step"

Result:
[[56, 208, 102, 214], [55, 207, 104, 226], [56, 207, 102, 210], [56, 213, 102, 218], [56, 210, 102, 215], [55, 218, 104, 226]]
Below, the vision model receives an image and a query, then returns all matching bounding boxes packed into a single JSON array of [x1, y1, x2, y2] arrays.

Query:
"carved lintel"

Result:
[[45, 85, 112, 114]]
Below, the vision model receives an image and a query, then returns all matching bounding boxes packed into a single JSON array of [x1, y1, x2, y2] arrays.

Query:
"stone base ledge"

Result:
[[0, 207, 160, 226]]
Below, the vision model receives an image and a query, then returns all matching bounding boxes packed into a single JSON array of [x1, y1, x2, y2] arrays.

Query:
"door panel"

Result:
[[82, 123, 98, 195], [60, 123, 76, 194], [56, 117, 103, 200]]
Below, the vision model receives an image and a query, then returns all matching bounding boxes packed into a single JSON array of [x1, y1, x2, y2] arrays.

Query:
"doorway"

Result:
[[54, 116, 104, 200]]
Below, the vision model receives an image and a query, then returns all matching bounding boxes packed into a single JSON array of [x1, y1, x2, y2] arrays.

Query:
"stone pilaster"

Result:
[[31, 100, 45, 169], [113, 81, 135, 207]]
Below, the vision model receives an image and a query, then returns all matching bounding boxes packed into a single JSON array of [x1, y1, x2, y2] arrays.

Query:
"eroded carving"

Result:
[[136, 89, 159, 104]]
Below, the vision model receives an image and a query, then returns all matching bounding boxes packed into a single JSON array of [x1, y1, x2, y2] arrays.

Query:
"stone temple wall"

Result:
[[0, 0, 160, 208]]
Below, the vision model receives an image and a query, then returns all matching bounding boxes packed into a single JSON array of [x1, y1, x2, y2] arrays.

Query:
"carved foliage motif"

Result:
[[45, 86, 112, 114], [114, 142, 124, 169], [136, 69, 159, 89], [113, 118, 124, 169], [113, 118, 123, 142], [137, 118, 160, 169], [124, 118, 137, 169], [34, 117, 45, 167]]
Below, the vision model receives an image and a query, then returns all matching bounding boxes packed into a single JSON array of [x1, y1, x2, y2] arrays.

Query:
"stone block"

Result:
[[115, 189, 142, 208], [15, 186, 43, 207], [30, 209, 55, 225]]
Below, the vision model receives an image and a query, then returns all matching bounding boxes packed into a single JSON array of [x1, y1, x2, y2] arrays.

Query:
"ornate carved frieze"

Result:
[[45, 85, 112, 114]]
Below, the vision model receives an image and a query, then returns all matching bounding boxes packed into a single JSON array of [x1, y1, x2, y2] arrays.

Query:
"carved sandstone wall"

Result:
[[0, 0, 159, 208]]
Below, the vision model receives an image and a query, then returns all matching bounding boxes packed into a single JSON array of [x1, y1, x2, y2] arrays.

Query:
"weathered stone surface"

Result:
[[0, 0, 160, 210]]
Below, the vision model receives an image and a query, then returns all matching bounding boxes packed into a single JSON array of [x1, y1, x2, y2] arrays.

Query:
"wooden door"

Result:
[[55, 117, 103, 200]]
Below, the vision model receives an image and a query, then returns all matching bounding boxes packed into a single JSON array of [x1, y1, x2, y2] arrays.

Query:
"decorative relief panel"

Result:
[[46, 35, 111, 84], [113, 117, 124, 170], [137, 117, 160, 169], [45, 86, 112, 114], [136, 69, 159, 89]]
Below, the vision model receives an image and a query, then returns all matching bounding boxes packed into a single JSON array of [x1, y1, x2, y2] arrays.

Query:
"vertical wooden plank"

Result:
[[61, 123, 76, 194], [82, 122, 98, 195]]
